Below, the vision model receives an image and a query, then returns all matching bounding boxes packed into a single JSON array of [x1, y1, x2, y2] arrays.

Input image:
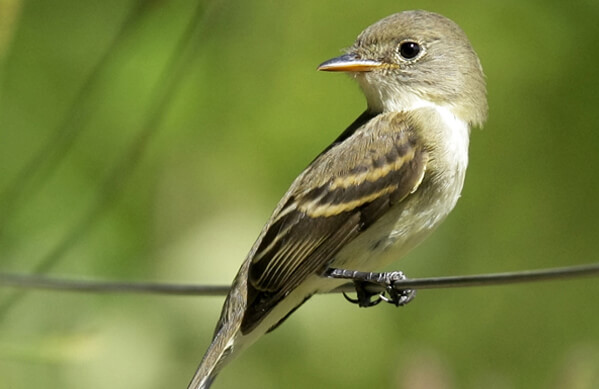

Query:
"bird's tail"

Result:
[[187, 326, 240, 389], [187, 261, 251, 389]]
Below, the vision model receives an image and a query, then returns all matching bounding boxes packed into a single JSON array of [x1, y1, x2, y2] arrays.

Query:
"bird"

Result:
[[188, 9, 487, 388]]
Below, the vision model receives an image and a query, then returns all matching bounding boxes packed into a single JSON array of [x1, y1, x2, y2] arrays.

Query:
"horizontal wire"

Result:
[[0, 273, 230, 296], [333, 262, 599, 294], [0, 262, 598, 297]]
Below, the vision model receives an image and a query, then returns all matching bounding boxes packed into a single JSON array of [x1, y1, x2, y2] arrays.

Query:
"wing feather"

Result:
[[241, 111, 428, 333]]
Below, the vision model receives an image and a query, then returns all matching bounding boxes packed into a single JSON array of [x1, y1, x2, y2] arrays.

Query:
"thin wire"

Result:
[[0, 273, 230, 296], [0, 262, 597, 297], [333, 262, 599, 293]]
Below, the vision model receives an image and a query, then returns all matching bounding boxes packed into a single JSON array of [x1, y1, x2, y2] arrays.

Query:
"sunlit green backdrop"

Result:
[[1, 1, 599, 388]]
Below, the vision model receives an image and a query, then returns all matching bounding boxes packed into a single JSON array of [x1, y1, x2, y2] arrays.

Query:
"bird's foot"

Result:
[[341, 280, 383, 307], [325, 268, 416, 308]]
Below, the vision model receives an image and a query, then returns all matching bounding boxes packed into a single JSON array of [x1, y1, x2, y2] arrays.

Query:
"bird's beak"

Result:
[[317, 53, 383, 72]]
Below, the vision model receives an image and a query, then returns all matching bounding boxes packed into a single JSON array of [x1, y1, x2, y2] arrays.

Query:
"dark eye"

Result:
[[399, 41, 421, 59]]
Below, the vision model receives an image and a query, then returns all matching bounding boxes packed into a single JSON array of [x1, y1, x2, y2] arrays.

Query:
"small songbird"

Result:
[[188, 10, 487, 388]]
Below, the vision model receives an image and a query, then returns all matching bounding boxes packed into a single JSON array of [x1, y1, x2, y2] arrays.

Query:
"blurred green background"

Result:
[[1, 0, 599, 388]]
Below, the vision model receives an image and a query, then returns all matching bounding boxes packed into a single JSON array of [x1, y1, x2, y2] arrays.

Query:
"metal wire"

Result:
[[1, 262, 597, 297]]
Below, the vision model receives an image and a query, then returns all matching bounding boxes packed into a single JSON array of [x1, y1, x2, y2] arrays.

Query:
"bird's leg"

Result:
[[324, 268, 416, 307]]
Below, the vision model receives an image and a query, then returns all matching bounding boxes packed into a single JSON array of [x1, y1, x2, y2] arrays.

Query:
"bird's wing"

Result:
[[241, 111, 428, 333]]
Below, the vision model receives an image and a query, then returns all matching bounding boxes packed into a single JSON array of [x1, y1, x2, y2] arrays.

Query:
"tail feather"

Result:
[[188, 260, 251, 388], [187, 328, 238, 389]]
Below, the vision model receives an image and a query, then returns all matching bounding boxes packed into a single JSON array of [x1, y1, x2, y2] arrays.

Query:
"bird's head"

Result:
[[319, 10, 488, 128]]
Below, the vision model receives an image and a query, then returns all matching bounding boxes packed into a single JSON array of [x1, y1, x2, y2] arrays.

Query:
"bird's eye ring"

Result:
[[398, 41, 421, 60]]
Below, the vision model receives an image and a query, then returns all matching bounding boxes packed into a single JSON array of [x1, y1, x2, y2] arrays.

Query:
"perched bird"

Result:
[[188, 10, 487, 388]]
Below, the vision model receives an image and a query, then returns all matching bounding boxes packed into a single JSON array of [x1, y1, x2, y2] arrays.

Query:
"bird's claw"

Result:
[[342, 290, 382, 307], [343, 280, 384, 307], [379, 285, 416, 306], [341, 271, 416, 308], [379, 271, 416, 307]]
